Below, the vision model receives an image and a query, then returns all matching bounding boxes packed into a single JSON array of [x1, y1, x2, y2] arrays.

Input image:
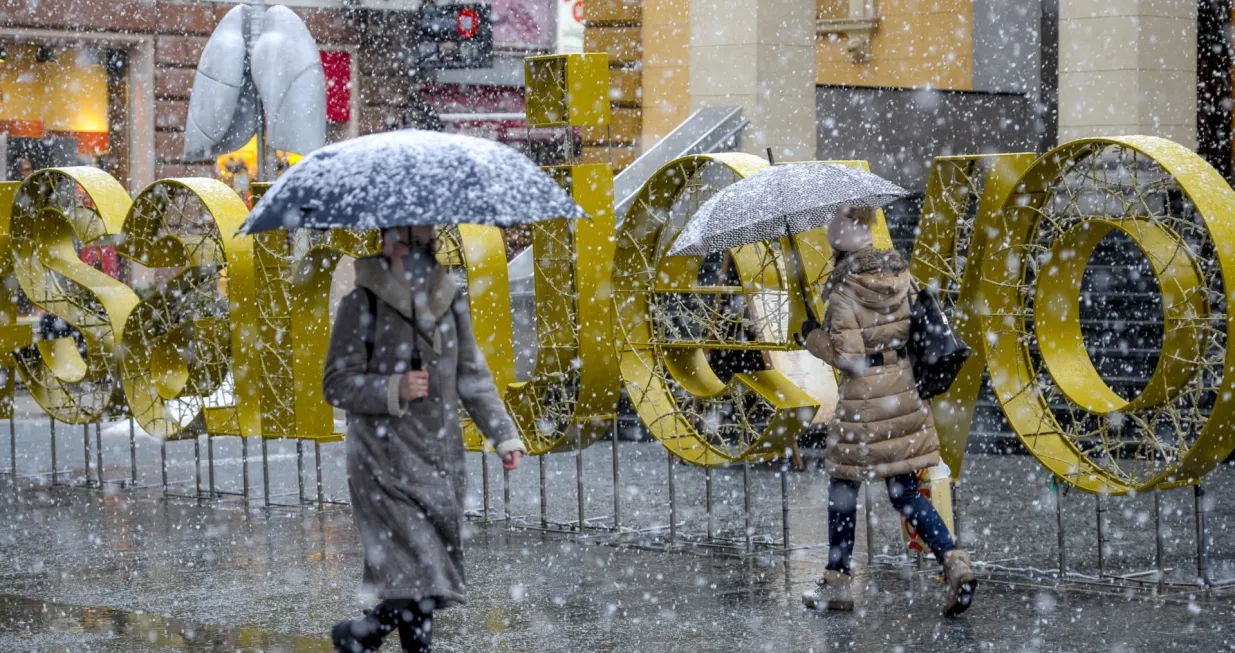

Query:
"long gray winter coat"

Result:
[[323, 255, 524, 608]]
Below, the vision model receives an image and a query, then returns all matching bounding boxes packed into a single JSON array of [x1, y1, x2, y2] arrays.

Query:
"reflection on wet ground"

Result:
[[0, 441, 1233, 652], [0, 594, 329, 652]]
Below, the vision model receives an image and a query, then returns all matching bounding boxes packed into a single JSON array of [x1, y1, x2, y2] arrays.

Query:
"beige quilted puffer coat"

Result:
[[805, 247, 940, 481]]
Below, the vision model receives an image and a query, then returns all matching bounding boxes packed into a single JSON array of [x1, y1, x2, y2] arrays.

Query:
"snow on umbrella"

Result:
[[666, 162, 907, 324], [237, 129, 587, 234]]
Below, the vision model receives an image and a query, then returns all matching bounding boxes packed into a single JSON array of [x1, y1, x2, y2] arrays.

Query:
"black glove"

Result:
[[800, 319, 820, 337]]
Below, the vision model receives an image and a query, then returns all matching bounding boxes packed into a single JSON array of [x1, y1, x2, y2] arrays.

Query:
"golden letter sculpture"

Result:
[[10, 168, 139, 424], [972, 136, 1235, 494], [909, 153, 1038, 476], [612, 154, 818, 465], [0, 134, 1232, 495], [253, 228, 377, 443], [437, 225, 518, 452], [504, 164, 619, 455], [116, 178, 258, 441]]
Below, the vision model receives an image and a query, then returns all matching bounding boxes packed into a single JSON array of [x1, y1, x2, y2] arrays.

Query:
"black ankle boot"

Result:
[[332, 613, 390, 653]]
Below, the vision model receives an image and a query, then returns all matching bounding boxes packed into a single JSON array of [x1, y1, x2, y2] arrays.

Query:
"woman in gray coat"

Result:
[[324, 226, 525, 653]]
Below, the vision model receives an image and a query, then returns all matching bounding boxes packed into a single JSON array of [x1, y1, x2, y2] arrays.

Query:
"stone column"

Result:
[[1057, 0, 1197, 148], [688, 0, 817, 161]]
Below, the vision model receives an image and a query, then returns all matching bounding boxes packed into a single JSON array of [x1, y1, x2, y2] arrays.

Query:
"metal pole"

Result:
[[95, 423, 103, 488], [611, 417, 621, 531], [1056, 480, 1066, 579], [781, 462, 790, 553], [50, 417, 57, 485], [242, 436, 250, 505], [1196, 484, 1209, 587], [864, 481, 874, 567], [9, 414, 15, 477], [503, 465, 511, 527], [1096, 492, 1108, 578], [575, 429, 585, 531], [250, 0, 270, 184], [951, 480, 961, 547], [314, 440, 324, 509], [261, 438, 270, 508], [705, 465, 715, 542], [1154, 490, 1165, 593], [160, 440, 168, 498], [82, 424, 91, 487], [743, 459, 752, 554], [539, 454, 547, 528], [667, 450, 677, 546], [207, 437, 215, 498], [194, 437, 202, 499], [129, 417, 137, 485], [296, 440, 305, 505], [481, 448, 491, 522]]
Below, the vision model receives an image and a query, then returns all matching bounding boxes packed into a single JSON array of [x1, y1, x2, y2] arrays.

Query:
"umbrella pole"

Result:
[[784, 217, 817, 325]]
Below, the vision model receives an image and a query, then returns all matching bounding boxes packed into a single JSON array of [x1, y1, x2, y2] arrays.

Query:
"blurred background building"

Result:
[[4, 1, 1225, 189]]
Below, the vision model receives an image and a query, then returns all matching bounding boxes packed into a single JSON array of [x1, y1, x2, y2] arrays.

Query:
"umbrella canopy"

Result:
[[667, 163, 907, 257], [237, 129, 586, 234]]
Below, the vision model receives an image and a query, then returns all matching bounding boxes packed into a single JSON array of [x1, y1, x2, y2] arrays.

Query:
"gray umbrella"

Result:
[[237, 129, 586, 234], [666, 162, 907, 324], [668, 163, 907, 257]]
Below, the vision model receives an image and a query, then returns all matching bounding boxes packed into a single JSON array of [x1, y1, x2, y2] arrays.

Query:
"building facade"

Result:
[[0, 0, 435, 190], [583, 0, 1231, 188]]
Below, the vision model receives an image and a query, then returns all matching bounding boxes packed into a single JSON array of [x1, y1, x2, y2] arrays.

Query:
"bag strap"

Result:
[[360, 286, 427, 371], [363, 287, 378, 364]]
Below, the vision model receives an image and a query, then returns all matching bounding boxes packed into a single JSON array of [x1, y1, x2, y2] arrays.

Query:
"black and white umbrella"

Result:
[[238, 129, 586, 234], [667, 163, 906, 257], [666, 161, 907, 324]]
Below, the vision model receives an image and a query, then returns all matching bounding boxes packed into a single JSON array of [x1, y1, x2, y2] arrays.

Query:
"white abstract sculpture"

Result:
[[184, 3, 327, 162]]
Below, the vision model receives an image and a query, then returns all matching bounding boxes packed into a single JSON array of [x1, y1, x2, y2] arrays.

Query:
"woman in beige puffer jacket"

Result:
[[800, 206, 976, 618]]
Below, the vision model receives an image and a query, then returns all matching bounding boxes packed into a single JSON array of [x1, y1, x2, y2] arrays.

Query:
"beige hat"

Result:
[[827, 206, 875, 253]]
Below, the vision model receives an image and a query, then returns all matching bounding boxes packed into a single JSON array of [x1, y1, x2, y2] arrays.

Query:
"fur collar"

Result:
[[820, 247, 909, 302], [354, 255, 458, 343]]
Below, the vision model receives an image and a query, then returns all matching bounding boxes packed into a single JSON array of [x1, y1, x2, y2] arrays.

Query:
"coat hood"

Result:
[[354, 255, 457, 347], [822, 247, 911, 310]]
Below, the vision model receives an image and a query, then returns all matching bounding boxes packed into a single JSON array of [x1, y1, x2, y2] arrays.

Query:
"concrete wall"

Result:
[[815, 85, 1037, 190], [1057, 0, 1197, 147], [971, 0, 1042, 94], [691, 0, 817, 160]]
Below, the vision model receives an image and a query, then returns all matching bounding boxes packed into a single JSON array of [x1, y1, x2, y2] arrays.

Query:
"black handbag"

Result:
[[907, 285, 971, 400]]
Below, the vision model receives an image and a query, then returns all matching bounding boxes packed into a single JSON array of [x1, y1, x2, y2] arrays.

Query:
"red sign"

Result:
[[572, 0, 583, 23], [457, 7, 480, 39], [80, 246, 119, 279], [320, 51, 352, 124]]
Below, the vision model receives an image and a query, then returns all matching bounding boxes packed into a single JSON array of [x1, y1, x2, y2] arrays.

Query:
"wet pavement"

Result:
[[1, 414, 1234, 652]]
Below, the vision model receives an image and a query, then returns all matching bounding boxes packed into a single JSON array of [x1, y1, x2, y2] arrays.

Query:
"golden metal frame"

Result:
[[981, 136, 1235, 494], [613, 154, 819, 465], [1, 135, 1233, 495], [9, 167, 139, 424], [116, 178, 256, 441]]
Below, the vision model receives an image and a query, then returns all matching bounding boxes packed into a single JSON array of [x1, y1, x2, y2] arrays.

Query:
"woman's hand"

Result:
[[502, 450, 522, 471], [399, 370, 430, 401]]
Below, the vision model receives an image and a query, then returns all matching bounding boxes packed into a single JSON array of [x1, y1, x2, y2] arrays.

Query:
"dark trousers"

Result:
[[826, 473, 956, 574]]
